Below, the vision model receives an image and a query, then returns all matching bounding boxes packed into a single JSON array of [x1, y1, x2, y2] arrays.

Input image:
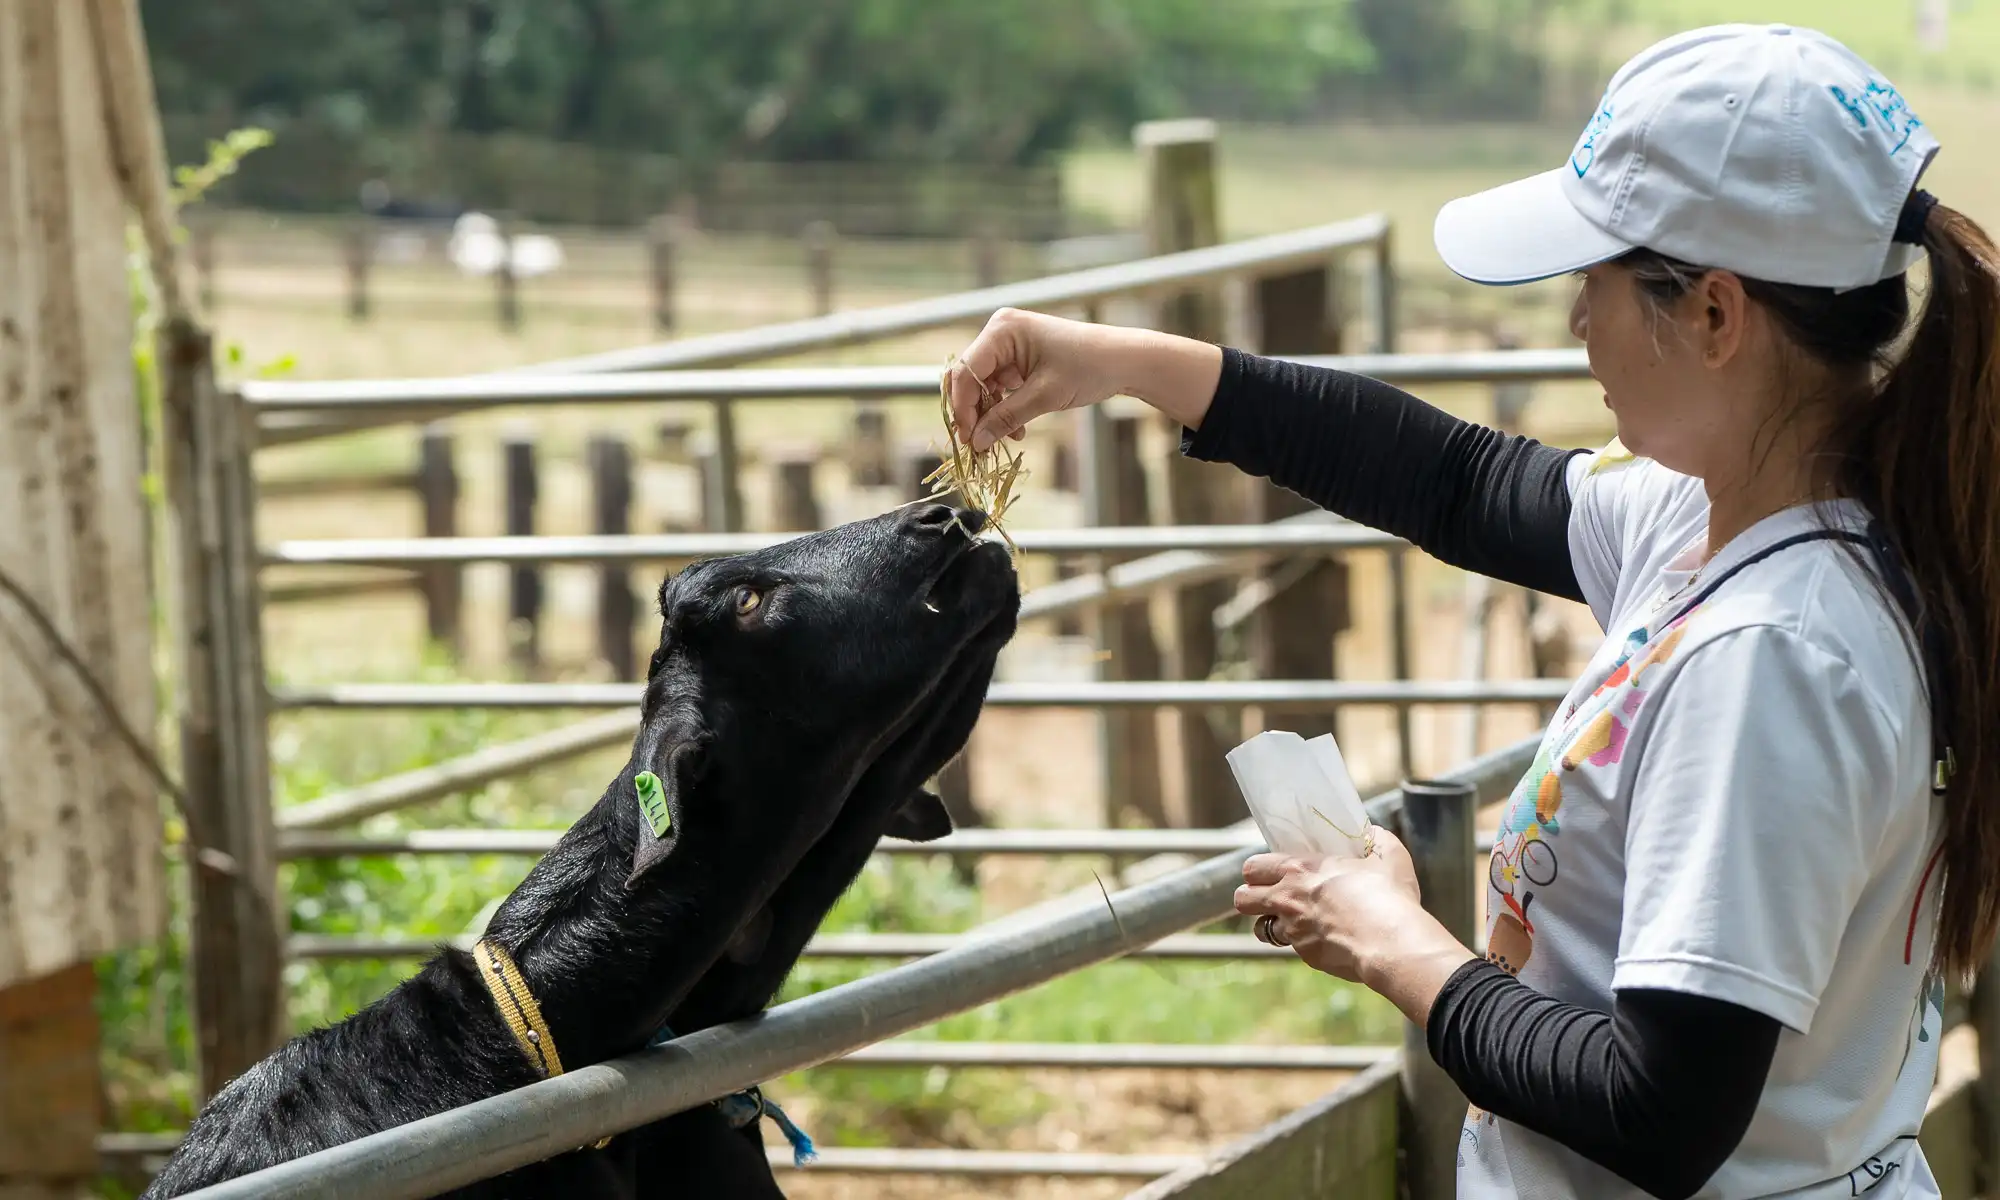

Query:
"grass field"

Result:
[[113, 19, 2000, 1185]]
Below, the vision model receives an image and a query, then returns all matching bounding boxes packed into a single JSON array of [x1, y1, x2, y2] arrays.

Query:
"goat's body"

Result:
[[141, 508, 1017, 1200]]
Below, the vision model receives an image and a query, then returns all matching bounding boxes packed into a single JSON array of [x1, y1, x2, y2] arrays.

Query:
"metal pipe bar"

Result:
[[286, 932, 1296, 962], [241, 348, 1591, 416], [261, 523, 1406, 567], [762, 1147, 1202, 1177], [276, 710, 642, 831], [282, 826, 1264, 859], [174, 736, 1539, 1200], [98, 1134, 1199, 1181], [830, 1040, 1394, 1071], [268, 678, 1574, 711], [281, 825, 1500, 859]]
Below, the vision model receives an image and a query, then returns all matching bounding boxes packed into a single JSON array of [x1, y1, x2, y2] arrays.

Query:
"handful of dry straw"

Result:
[[921, 354, 1028, 553]]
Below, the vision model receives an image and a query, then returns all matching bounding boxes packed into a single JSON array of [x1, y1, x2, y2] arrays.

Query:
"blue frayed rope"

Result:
[[650, 1024, 818, 1166]]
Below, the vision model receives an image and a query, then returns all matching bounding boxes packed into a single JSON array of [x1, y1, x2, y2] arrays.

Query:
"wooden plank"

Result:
[[1098, 415, 1167, 829], [589, 433, 636, 680], [1137, 118, 1243, 829], [0, 0, 165, 990], [161, 321, 285, 1098], [0, 964, 100, 1186], [1123, 1058, 1401, 1199]]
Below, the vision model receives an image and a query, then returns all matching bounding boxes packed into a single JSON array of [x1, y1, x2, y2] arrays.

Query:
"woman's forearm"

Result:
[[1103, 326, 1227, 430]]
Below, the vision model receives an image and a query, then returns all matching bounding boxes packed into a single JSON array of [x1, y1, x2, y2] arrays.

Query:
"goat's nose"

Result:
[[899, 503, 985, 534]]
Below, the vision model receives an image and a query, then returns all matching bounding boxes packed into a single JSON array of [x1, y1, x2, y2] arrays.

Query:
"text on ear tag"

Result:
[[635, 771, 672, 838]]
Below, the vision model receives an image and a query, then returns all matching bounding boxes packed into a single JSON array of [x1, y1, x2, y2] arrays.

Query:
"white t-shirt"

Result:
[[1458, 441, 1947, 1199]]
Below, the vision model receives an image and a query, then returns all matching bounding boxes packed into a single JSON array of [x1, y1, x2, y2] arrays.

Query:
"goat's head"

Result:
[[622, 502, 1018, 885]]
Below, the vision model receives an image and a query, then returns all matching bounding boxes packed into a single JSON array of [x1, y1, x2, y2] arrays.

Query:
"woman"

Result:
[[948, 24, 1999, 1200]]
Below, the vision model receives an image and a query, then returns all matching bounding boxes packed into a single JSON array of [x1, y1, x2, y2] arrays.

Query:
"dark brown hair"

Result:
[[1619, 203, 2000, 981]]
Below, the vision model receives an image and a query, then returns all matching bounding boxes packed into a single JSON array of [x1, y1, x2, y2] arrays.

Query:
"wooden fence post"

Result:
[[973, 226, 1002, 289], [495, 217, 521, 332], [160, 320, 284, 1098], [1397, 778, 1477, 1200], [0, 964, 100, 1196], [901, 441, 948, 507], [647, 213, 678, 334], [704, 399, 745, 533], [1098, 414, 1169, 829], [590, 433, 637, 680], [804, 219, 836, 316], [417, 425, 462, 659], [852, 406, 891, 488], [1246, 257, 1352, 748], [770, 444, 823, 532], [344, 217, 372, 322], [1136, 117, 1242, 828], [503, 433, 541, 673], [190, 218, 217, 312]]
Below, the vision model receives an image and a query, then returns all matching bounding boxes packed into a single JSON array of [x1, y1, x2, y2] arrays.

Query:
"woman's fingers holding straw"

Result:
[[949, 309, 1122, 452]]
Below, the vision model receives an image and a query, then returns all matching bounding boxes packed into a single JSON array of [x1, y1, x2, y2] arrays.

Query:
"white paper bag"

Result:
[[1224, 730, 1372, 859]]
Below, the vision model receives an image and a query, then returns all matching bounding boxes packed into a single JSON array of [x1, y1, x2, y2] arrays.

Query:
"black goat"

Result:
[[142, 503, 1019, 1199]]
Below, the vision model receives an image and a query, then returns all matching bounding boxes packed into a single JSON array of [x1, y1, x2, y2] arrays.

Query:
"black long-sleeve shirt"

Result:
[[1183, 347, 1782, 1200]]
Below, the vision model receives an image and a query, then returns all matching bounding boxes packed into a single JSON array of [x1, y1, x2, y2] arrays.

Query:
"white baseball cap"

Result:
[[1433, 23, 1940, 290]]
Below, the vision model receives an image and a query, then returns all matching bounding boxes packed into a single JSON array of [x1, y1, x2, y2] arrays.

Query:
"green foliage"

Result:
[[142, 0, 1381, 173]]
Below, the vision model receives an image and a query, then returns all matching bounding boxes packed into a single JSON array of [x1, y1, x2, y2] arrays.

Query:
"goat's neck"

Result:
[[475, 766, 838, 1068]]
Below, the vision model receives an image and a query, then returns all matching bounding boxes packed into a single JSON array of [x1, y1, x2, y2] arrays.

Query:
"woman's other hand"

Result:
[[1234, 826, 1479, 1027], [947, 308, 1224, 451]]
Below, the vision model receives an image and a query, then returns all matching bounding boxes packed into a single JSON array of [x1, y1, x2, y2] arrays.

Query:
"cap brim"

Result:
[[1433, 168, 1635, 286]]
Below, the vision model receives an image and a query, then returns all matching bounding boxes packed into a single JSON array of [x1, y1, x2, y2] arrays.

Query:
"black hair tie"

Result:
[[1895, 188, 1939, 244]]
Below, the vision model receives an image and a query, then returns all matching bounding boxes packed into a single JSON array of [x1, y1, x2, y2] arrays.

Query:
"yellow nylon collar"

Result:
[[473, 938, 612, 1150], [473, 938, 565, 1077]]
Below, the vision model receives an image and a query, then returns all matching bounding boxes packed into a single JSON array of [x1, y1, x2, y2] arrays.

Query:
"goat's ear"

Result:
[[883, 788, 954, 843], [627, 740, 703, 885]]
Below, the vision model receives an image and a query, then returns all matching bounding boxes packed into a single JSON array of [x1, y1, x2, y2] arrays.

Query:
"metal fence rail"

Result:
[[261, 521, 1409, 566], [173, 735, 1538, 1200], [269, 677, 1574, 711], [240, 347, 1591, 417], [278, 826, 1502, 860]]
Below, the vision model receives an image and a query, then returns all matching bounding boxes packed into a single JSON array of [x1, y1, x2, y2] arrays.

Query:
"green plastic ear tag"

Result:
[[635, 771, 672, 838]]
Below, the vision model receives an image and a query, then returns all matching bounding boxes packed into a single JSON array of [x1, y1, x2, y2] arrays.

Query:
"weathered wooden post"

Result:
[[1246, 256, 1353, 747], [973, 225, 1002, 289], [851, 406, 891, 488], [1137, 117, 1242, 828], [704, 399, 745, 533], [646, 212, 678, 334], [417, 425, 463, 659], [590, 433, 637, 680], [770, 444, 823, 532], [1397, 777, 1477, 1200], [191, 217, 217, 312], [901, 440, 949, 506], [161, 321, 285, 1098], [503, 433, 541, 672], [345, 216, 372, 321], [1098, 414, 1169, 829], [495, 216, 521, 332], [804, 219, 836, 316]]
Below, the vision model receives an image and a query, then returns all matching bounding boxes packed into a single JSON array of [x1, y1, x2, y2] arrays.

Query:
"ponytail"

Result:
[[1846, 201, 2000, 981], [1619, 196, 2000, 980]]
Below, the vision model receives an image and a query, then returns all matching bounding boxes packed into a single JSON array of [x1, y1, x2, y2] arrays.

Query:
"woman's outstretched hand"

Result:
[[1234, 826, 1480, 1028], [946, 308, 1225, 451]]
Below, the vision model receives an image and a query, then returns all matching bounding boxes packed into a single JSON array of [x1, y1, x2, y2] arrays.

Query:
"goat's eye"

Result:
[[734, 586, 763, 616]]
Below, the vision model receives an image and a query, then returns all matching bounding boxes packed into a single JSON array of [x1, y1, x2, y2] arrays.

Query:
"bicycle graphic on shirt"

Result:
[[1487, 830, 1558, 976]]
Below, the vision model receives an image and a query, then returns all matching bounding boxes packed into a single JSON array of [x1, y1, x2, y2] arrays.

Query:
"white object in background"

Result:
[[1224, 730, 1373, 859], [447, 211, 566, 278]]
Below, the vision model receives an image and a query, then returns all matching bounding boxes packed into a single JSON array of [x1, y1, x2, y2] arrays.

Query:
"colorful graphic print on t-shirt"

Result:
[[1483, 612, 1695, 979]]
